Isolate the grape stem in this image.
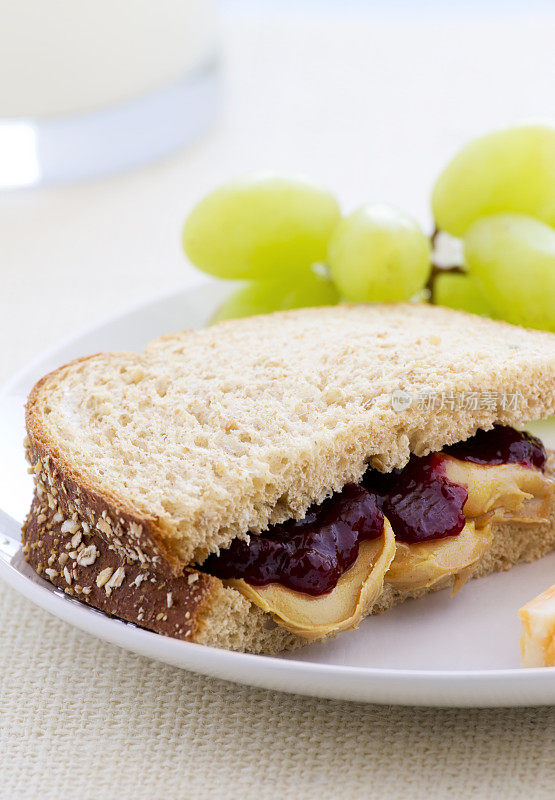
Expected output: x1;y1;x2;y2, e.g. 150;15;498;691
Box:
426;265;466;302
427;229;465;303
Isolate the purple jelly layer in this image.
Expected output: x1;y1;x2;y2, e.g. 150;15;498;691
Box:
364;453;468;544
204;484;384;596
443;425;547;470
203;426;544;596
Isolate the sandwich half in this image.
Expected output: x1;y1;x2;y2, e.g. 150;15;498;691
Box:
23;304;555;654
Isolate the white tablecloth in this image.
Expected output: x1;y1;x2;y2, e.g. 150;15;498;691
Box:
1;11;554;799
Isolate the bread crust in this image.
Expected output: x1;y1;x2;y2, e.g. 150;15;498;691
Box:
26;359;180;577
22;492;216;641
22;471;299;654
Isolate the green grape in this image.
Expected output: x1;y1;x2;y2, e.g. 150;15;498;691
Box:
211;270;340;323
432;125;555;236
183;175;340;280
434;272;492;316
327;204;431;302
464;213;555;331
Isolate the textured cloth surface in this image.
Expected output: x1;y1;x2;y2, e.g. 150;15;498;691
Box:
2;580;555;800
2;12;555;800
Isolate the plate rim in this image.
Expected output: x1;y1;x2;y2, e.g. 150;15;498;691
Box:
2;547;555;707
1;275;212;397
2;281;555;706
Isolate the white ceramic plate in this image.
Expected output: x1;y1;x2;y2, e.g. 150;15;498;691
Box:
2;279;555;707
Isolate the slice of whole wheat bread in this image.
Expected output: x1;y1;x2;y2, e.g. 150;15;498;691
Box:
25;304;555;575
22;457;555;654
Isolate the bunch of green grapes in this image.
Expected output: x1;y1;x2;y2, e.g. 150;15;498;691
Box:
182;125;554;330
431;126;555;330
182;175;431;322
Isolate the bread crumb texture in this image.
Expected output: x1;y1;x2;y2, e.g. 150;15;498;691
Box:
26;304;555;572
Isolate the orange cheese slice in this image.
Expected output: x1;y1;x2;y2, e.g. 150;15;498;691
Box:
519;585;555;667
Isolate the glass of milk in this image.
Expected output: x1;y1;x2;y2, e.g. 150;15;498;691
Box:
0;0;220;188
